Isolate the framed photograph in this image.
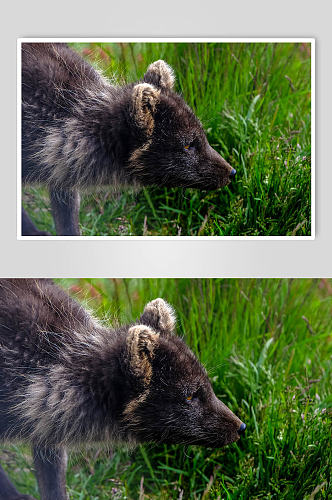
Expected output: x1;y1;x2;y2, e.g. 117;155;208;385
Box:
18;38;315;239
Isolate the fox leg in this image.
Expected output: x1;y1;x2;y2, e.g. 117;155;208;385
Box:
0;464;36;500
21;208;51;236
33;447;68;500
49;188;81;236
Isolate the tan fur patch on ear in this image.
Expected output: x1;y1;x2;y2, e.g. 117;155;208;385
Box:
132;83;160;135
147;60;175;90
127;325;159;384
144;298;177;333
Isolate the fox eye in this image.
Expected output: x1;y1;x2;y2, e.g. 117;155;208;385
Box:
186;389;200;401
184;143;195;152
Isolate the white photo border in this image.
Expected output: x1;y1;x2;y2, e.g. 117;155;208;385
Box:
17;37;315;241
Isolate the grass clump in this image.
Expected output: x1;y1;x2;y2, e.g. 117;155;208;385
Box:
2;278;330;498
22;42;312;236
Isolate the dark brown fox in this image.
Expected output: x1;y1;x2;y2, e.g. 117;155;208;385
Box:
21;43;236;236
0;279;245;500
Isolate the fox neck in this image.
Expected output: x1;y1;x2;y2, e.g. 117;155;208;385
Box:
31;88;136;191
15;329;129;447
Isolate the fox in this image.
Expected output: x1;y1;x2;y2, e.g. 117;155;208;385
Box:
0;279;246;500
21;43;236;236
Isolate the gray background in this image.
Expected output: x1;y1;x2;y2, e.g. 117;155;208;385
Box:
1;0;330;277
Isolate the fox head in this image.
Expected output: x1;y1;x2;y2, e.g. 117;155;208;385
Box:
121;298;246;448
127;60;236;190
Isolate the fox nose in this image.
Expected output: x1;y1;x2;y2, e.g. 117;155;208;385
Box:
238;423;246;435
229;168;237;178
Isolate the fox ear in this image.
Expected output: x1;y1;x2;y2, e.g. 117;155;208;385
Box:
131;83;160;135
127;325;159;384
140;298;176;335
144;60;175;91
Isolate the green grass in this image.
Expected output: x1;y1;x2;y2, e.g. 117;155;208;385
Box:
22;42;312;236
2;279;330;498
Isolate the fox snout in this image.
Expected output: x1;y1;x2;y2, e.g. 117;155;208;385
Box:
225;420;246;446
205;145;236;189
224;420;247;446
216;398;246;446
